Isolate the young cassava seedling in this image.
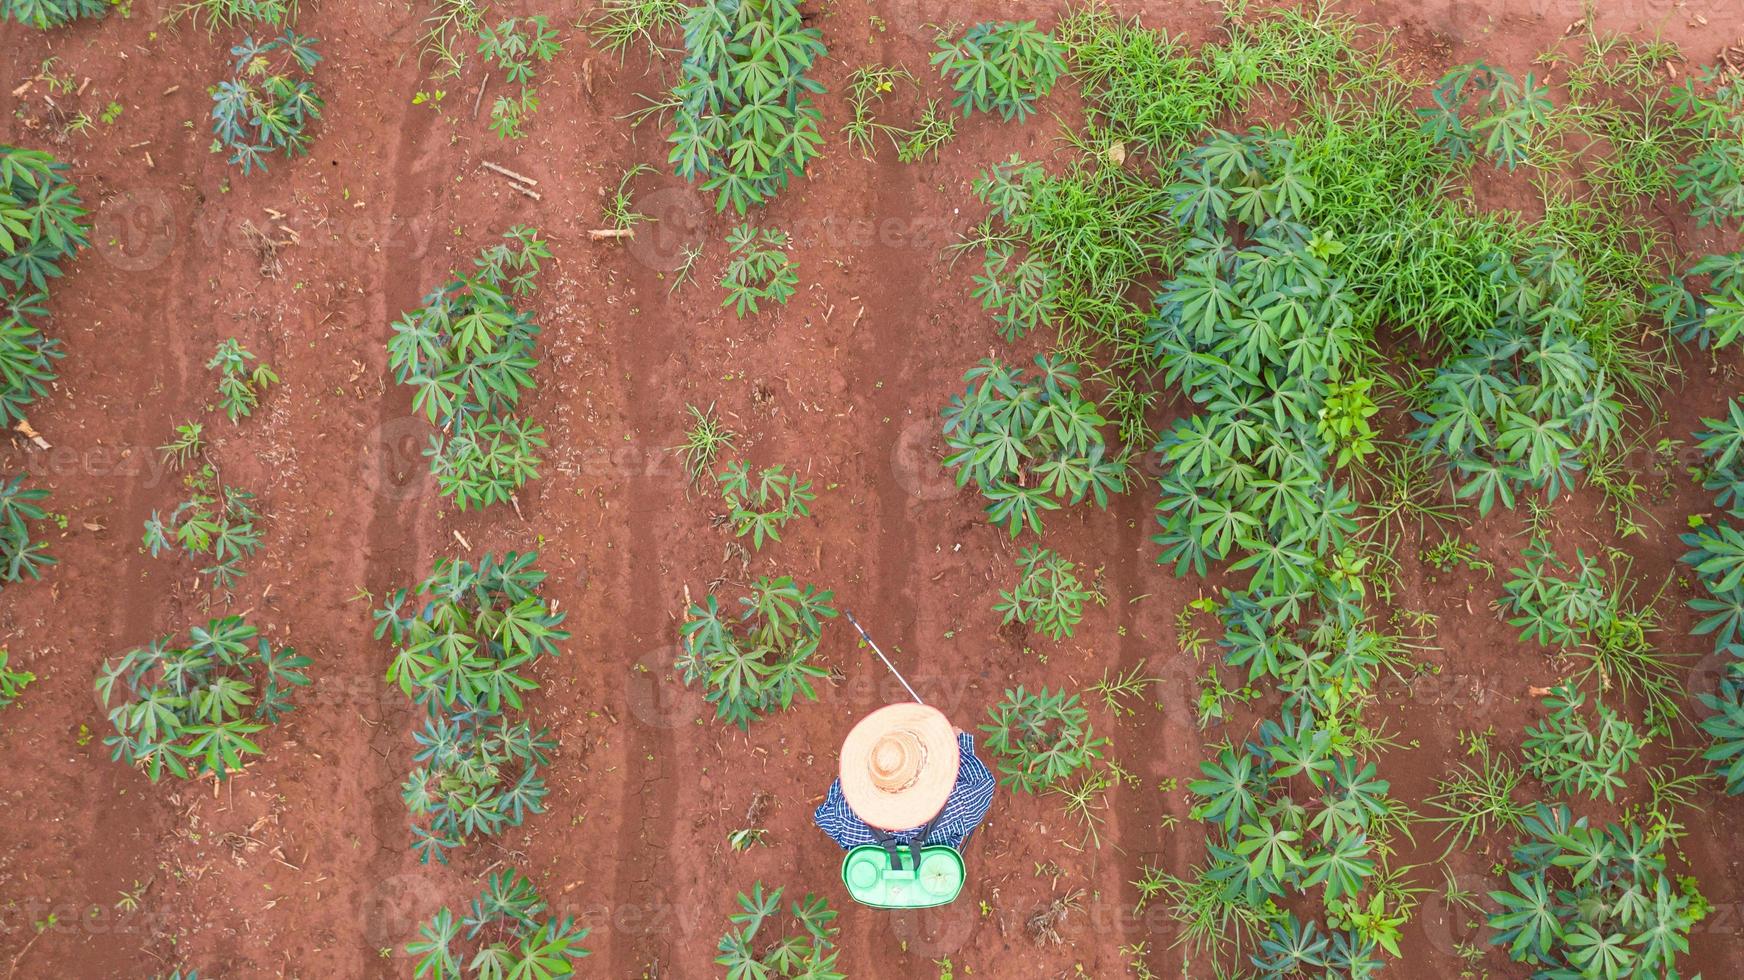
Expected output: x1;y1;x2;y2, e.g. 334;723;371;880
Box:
995;545;1091;641
210;31;324;174
981;685;1106;792
0;475;54;589
716;462;814;551
408;869;590;977
0;649;34;712
207;338;278;422
719;224;798;317
476;16;561;140
142;465;263;589
714;882;841;978
932;21;1066;124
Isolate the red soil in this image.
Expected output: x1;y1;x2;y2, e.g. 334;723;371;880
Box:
2;0;1743;977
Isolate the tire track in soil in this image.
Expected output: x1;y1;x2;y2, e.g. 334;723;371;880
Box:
840;172;930;965
349;77;444;976
601;256;686;976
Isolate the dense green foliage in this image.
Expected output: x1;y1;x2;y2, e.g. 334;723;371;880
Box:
1408;262;1623;515
1;146;87;425
941;354;1127;537
975;9;1697;971
210;31;324;174
408;869;590;979
715;882;841;979
95;616;308;782
668;0;826;213
1487;804;1703;978
677;577;836;729
0;474;53;588
142;465;263;589
931;21;1066;123
1188;708;1403;969
388;227;551;510
981;685;1106;792
1;0;106;28
375;552;568;864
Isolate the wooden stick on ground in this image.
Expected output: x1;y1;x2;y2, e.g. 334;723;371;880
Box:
587;228;634;241
481;160;537;186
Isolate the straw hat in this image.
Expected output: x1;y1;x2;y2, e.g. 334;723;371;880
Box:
839;703;959;831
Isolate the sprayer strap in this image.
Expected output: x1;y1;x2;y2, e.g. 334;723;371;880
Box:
869;812;943;871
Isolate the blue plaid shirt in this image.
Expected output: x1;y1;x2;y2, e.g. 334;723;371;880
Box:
814;732;996;850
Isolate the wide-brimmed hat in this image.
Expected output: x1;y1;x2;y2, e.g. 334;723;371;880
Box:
839;703;959;831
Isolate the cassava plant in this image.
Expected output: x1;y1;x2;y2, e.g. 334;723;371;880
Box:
715;882;842;979
1666;66;1744;227
1488;804;1704;979
1409;250;1623;516
142;465;263;589
210;31;324;174
1;0;107;28
1521;682;1644;802
95;616;308;782
1418;60;1554;171
1699;664;1744;794
1498;537;1609;650
0;649;34;712
207;338;278;422
1676;397;1744;793
2;146;88;425
375;551;569;864
1650;249;1744;351
1143;129;1372;616
931;21;1066;123
717;462;814;550
477;16;561;140
941;355;1128;537
388;227;550;511
677;577;836;729
719;224;798;317
1496;536;1681;731
981;686;1107;792
0;474;54;589
994;545;1091;641
407;869;591;978
666;0;826;213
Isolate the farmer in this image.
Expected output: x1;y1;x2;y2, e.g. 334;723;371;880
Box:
814;702;996;853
